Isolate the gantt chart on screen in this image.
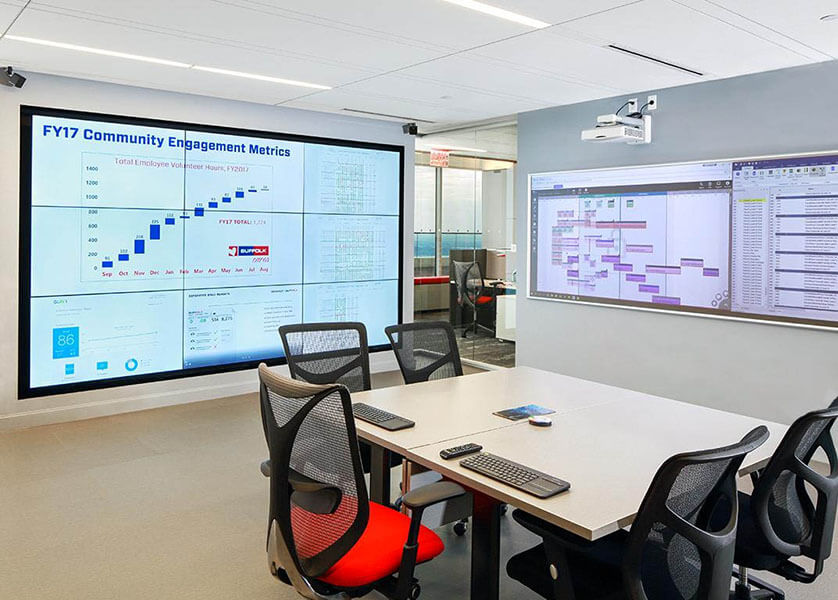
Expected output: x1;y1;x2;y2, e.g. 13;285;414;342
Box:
26;114;400;392
530;154;838;327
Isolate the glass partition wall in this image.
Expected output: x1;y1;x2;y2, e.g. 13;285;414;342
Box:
412;154;516;367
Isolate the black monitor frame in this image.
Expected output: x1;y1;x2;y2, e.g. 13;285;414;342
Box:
18;105;405;399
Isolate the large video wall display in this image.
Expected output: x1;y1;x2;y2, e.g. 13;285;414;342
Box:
19;107;403;397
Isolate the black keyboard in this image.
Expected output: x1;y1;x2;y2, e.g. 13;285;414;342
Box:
460;452;570;498
352;403;414;431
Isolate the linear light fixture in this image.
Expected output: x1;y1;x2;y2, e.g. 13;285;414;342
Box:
439;0;551;29
3;35;192;67
191;66;330;89
2;35;332;89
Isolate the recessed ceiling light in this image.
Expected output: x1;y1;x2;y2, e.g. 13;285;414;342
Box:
820;14;838;21
438;0;551;29
417;143;487;153
191;66;331;90
3;35;191;67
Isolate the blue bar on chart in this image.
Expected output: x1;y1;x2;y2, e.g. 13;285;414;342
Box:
101;260;113;268
165;217;176;225
180;215;190;219
194;207;204;217
149;224;161;240
208;201;218;208
222;196;231;203
235;190;245;198
134;239;145;254
118;253;129;261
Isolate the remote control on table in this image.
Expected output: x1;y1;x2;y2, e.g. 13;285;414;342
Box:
440;443;483;460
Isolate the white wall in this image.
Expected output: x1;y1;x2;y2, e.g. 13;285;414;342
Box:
516;61;838;430
0;72;414;430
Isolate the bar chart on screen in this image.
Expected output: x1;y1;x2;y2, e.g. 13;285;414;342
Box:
80;153;279;282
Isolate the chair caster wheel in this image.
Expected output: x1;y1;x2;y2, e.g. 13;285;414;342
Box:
453;521;468;536
409;582;421;600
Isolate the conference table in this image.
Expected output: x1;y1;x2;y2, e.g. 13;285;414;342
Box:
351;366;788;600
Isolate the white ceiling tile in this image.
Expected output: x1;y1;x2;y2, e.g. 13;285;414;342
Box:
484;0;638;24
472;29;697;95
23;1;443;72
0;2;24;32
6;8;371;86
282;88;488;124
558;0;814;77
390;53;619;109
0;38;339;105
682;0;838;59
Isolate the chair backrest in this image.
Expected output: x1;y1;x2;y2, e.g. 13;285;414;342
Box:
384;321;463;384
622;426;770;600
258;364;369;585
750;398;838;576
279;322;371;393
452;260;484;310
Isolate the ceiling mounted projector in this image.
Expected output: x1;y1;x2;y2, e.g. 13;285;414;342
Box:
581;113;651;144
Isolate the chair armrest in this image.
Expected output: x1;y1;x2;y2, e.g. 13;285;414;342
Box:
401;481;466;510
393;481;467;599
260;459;271;477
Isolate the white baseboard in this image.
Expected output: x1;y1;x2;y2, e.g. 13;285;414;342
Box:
1;352;402;431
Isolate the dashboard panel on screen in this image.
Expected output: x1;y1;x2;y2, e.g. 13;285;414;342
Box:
19;107;403;398
529;153;838;329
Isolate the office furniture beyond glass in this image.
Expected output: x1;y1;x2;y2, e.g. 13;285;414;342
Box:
257;364;465;600
348;366;787;600
731;398;838;599
506;426;769;599
385;320;470;534
452;260;497;337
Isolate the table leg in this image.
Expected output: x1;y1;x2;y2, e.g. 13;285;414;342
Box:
470;492;502;600
368;444;391;506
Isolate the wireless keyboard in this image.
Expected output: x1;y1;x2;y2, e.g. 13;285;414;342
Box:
352;403;414;431
459;452;570;498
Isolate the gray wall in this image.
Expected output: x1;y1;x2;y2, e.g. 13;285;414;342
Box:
516;61;838;428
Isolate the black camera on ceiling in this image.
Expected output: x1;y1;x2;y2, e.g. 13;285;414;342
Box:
402;122;418;136
1;66;26;89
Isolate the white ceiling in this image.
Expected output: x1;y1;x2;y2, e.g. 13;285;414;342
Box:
1;0;836;126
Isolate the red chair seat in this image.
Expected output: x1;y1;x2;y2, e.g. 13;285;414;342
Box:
318;501;444;588
476;295;494;305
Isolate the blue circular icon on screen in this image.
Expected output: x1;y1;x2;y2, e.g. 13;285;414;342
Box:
125;358;138;372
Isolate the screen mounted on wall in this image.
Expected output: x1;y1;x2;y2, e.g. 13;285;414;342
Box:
529;154;838;329
19;107;403;398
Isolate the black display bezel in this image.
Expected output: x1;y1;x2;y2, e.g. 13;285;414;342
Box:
18;105;405;399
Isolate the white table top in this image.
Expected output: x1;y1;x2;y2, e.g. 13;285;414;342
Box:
352;366;788;540
352;366;650;452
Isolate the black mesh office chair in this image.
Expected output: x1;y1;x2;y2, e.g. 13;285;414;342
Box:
257;364;465;600
507;426;770;600
260;322;400;478
385;320;472;535
731;398;838;599
279;322;371;392
452;260;497;338
384;321;463;384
